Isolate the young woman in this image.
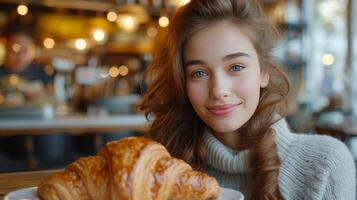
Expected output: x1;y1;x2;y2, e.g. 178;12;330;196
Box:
140;0;356;199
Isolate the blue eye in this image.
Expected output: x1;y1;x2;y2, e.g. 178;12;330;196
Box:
192;70;208;78
230;64;244;72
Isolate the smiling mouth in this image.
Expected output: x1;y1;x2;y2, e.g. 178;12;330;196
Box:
206;103;241;116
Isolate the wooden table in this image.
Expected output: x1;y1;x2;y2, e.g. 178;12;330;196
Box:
315;117;357;141
0;169;60;199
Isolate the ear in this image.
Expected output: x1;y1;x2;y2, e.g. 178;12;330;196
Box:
260;70;270;88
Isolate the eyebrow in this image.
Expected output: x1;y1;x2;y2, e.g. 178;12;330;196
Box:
184;52;250;67
222;52;250;61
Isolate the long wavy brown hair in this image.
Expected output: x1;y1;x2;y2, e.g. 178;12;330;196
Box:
139;0;290;199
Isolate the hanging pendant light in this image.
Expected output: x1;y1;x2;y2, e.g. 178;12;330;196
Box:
116;4;150;33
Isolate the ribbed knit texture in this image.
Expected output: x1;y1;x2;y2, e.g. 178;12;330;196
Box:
203;119;356;200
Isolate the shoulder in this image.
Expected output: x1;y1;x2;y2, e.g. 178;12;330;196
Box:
283;134;355;194
288;134;354;171
273;117;351;162
273;118;354;170
297;134;352;162
279;134;356;198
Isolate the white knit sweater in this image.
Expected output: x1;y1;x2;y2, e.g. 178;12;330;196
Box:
203;119;356;200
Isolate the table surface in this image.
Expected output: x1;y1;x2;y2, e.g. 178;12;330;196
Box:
0;169;60;199
0;114;150;136
315;117;357;137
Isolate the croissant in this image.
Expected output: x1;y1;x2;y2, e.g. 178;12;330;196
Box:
37;137;220;200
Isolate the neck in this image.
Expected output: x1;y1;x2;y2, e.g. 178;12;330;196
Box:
212;129;247;151
203;118;297;173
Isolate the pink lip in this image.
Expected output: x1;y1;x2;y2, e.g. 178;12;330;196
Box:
206;103;241;116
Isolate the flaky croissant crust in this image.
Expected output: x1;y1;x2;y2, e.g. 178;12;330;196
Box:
37;137;220;200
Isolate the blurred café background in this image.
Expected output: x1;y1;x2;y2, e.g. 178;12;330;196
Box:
0;0;356;172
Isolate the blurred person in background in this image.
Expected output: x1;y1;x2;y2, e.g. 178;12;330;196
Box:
0;25;72;172
0;26;52;106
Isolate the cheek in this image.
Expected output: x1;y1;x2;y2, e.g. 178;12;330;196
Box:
186;82;207;107
233;76;261;99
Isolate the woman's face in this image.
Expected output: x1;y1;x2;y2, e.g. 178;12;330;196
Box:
5;34;36;72
184;20;269;137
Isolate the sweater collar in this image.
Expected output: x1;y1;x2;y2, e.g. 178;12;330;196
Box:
203;118;296;173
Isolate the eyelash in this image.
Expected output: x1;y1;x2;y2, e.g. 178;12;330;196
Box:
229;64;245;72
189;64;245;79
191;70;207;78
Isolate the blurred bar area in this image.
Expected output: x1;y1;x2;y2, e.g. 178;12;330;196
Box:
0;0;357;173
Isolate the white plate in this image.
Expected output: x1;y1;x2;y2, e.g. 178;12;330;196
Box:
5;186;244;200
219;187;244;200
4;187;39;200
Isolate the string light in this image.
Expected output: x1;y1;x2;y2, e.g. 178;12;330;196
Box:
147;27;158;38
17;4;28;16
75;39;87;50
118;65;129;76
109;66;120;77
158;16;169;28
43;38;55;49
117;15;138;33
107;11;118;22
92;29;106;42
322;53;335;66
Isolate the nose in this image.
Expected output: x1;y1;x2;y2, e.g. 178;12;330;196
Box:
209;73;231;100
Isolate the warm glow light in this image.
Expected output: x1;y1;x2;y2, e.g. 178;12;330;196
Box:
123;16;134;28
117;15;139;32
181;0;191;5
147;27;158;38
43;38;55;49
9;74;19;85
173;0;190;7
17;4;28;16
318;0;341;21
322;54;335;66
107;11;118;22
92;29;106;42
75;39;87;50
44;64;54;76
116;15;139;33
109;66;120;77
11;43;21;53
158;16;169;28
118;65;129;76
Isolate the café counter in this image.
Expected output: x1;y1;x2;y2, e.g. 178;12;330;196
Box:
0;114;150;136
0;114;151;170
